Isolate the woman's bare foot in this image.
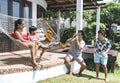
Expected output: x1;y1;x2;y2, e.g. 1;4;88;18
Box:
32;62;39;69
31;61;39;69
28;61;39;69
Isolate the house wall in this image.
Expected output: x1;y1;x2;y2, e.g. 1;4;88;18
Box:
0;0;46;52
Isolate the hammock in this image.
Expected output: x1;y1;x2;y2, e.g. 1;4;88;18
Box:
0;27;29;49
0;13;60;52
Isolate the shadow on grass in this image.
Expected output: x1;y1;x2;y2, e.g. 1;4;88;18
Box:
73;73;104;81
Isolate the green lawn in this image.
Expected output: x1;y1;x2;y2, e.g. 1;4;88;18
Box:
116;52;120;67
37;69;120;83
38;52;120;83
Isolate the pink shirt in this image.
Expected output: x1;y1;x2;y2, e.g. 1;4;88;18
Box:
29;34;40;43
20;32;29;40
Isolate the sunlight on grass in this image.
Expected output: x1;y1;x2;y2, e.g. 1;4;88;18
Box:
116;52;120;67
38;52;120;83
38;69;120;83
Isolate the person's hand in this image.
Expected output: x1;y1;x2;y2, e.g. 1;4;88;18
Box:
72;34;77;38
76;36;78;41
66;38;72;43
102;52;107;57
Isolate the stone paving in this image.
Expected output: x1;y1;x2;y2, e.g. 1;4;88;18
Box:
0;47;66;74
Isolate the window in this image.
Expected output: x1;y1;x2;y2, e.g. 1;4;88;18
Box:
37;5;46;18
0;0;32;18
12;1;20;17
23;5;29;18
0;0;8;14
23;1;32;18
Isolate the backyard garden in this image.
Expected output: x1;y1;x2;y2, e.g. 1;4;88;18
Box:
38;2;120;83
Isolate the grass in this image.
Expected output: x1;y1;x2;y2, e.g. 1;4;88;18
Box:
116;52;120;67
37;69;120;83
37;52;120;83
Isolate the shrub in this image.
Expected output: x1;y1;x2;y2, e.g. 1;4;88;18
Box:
60;22;106;45
83;25;94;44
83;22;106;44
60;27;76;43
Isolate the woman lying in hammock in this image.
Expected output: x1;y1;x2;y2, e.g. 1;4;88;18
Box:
14;19;39;69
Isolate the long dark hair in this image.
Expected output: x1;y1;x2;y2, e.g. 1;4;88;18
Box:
14;19;24;32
